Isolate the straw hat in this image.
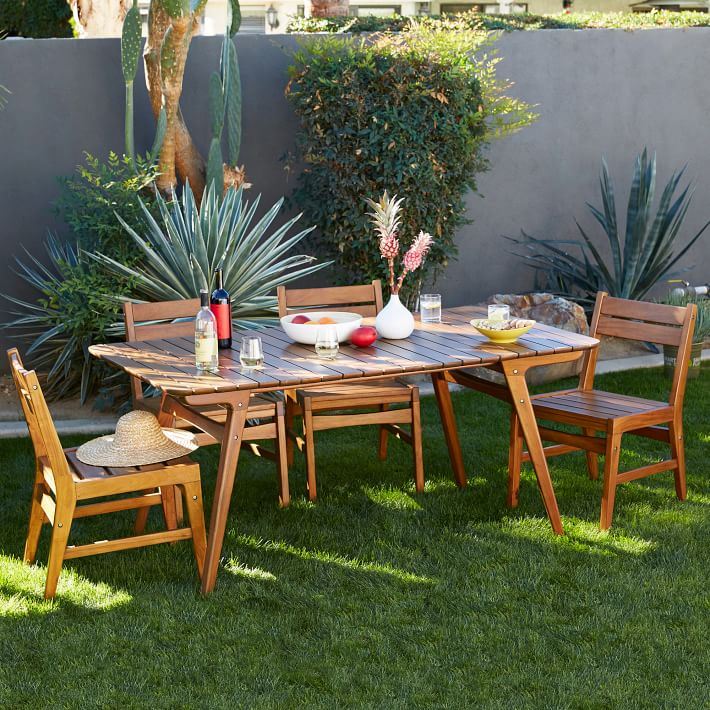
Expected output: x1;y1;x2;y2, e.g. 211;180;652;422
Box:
76;410;198;467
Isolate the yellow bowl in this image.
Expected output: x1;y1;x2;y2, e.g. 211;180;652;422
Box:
470;319;535;344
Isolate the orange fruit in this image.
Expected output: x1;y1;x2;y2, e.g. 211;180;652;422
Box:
305;321;319;326
318;317;336;324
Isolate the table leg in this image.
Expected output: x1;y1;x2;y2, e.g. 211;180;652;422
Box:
501;360;563;535
431;372;467;488
198;391;251;594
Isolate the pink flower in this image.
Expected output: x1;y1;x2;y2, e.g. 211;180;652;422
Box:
402;231;433;272
379;233;400;260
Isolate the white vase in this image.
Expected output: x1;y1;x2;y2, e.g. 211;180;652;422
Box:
375;293;415;339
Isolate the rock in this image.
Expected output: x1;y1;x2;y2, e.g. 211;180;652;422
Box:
487;293;589;336
477;293;590;385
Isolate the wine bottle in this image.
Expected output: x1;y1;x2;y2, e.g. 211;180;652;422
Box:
195;289;218;372
210;267;232;349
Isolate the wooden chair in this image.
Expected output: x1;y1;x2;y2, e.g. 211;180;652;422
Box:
8;348;207;599
277;281;424;500
123;299;290;508
505;292;696;529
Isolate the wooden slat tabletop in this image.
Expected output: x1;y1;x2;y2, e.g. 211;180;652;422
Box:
89;307;599;397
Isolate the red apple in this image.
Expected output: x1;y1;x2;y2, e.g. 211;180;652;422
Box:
291;314;311;324
350;326;378;347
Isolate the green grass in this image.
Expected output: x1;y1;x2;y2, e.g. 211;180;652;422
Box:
1;365;709;707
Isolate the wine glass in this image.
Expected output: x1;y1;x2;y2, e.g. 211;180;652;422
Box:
240;335;264;369
315;326;339;360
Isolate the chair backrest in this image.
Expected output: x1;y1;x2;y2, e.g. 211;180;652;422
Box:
277;281;384;318
7;348;73;491
123;299;200;403
582;291;697;406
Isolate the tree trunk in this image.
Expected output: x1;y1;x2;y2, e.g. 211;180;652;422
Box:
144;2;207;198
69;0;131;37
310;0;350;17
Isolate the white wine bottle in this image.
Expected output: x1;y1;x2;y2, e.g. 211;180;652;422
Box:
195;289;218;373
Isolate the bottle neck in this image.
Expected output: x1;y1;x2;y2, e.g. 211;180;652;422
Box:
215;269;224;291
200;290;209;308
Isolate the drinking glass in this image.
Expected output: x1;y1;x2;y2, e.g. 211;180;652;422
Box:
315;325;339;360
487;304;510;323
240;334;264;368
420;294;442;323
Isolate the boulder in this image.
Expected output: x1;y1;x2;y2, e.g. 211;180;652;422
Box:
477;293;589;385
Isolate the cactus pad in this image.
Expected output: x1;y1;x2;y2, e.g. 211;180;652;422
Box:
121;2;142;83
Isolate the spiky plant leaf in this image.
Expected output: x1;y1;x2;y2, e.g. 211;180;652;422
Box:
88;183;329;325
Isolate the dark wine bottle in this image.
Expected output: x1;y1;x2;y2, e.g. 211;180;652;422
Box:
210;267;232;349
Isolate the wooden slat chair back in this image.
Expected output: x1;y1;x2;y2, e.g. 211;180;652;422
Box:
7;348;207;599
580;293;695;407
276;281;424;501
508;291;697;529
277;281;384;318
123;300;290;508
123;299;199;407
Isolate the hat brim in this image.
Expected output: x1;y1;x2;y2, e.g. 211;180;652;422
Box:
76;428;198;468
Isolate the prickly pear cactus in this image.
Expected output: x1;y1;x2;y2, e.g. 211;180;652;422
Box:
121;1;141;83
229;0;242;36
161;0;190;19
209;71;225;138
225;41;241;166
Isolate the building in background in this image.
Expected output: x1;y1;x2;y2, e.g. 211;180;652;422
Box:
138;0;708;35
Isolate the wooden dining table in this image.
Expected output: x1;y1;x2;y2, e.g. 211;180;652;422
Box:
90;305;599;594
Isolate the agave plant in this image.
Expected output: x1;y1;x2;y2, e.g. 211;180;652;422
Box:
508;149;710;307
2;234;127;402
90;182;327;325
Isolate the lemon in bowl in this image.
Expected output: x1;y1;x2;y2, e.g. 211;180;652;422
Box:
470;318;535;344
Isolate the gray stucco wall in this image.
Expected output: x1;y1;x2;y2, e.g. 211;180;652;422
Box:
0;30;709;361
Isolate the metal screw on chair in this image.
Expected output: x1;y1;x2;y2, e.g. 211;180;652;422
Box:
513;369;519;374
192;495;198;500
57;522;63;528
520;399;524;403
32;385;37;390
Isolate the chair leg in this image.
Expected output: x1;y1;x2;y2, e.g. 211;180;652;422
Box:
275;404;291;508
24;470;46;564
669;416;687;501
583;428;599;480
174;487;184;527
378;404;389;460
600;432;622;530
411;393;424;493
507;411;523;508
133;488;156;534
285;396;296;467
180;481;207;579
302;403;317;502
44;499;75;599
160;485;178;531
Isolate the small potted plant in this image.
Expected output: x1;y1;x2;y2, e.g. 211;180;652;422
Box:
662;292;709;379
365;192;433;339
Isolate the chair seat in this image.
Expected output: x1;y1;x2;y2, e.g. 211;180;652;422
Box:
296;379;414;409
531;389;673;428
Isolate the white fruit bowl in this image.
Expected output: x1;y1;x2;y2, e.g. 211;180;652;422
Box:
280;312;363;345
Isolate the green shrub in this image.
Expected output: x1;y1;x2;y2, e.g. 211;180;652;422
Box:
2;236;130;402
287;10;710;34
286;26;535;303
2;153;158;403
55;152;161;264
0;0;72;38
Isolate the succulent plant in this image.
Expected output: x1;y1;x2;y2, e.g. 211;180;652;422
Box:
121;0;141;166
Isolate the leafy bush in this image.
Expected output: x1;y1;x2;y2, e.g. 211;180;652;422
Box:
507;149;710;308
90;183;328;323
55;152;161;263
286;26;535;304
287;10;710;34
2;153;158;402
662;292;710;344
2;236;128;402
0;0;72;38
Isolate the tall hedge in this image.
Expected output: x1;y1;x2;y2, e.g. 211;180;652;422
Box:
286;27;535;302
0;0;73;38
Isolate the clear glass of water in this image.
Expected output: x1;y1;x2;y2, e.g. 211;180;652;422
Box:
420;293;442;323
240;334;264;369
315;325;339;360
488;304;510;322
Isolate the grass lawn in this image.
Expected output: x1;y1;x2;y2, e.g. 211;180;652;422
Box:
1;365;708;707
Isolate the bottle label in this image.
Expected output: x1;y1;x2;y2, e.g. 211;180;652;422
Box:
210;303;232;341
195;337;217;363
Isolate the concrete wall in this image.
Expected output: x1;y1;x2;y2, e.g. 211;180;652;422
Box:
1;30;709;360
